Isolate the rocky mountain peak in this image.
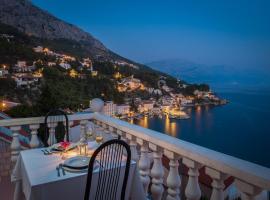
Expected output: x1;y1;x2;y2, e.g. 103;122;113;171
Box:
0;0;107;51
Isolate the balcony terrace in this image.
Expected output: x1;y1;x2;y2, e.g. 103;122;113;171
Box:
0;103;270;200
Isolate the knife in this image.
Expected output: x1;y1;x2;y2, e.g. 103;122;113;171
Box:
56;166;60;177
59;164;66;176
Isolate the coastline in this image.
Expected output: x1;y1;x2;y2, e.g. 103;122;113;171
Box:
132;91;270;168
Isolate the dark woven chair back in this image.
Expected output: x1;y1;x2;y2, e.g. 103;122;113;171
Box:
44;109;69;147
84;139;131;200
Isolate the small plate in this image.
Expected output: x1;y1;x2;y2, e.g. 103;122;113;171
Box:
62;165;89;173
64;156;90;169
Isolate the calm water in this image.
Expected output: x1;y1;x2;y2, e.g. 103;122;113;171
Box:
134;91;270;168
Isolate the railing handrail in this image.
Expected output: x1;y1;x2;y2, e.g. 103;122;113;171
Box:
93;113;270;190
0;112;94;127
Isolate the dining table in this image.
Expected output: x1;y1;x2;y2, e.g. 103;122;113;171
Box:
11;146;146;200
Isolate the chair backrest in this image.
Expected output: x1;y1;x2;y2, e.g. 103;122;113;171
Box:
44;109;69;147
84;139;131;200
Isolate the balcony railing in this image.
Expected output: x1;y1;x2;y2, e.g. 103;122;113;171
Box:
0;112;270;200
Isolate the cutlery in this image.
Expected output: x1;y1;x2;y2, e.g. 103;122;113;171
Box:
44;149;52;155
41;149;51;155
41;149;47;155
56;166;60;177
59;164;66;176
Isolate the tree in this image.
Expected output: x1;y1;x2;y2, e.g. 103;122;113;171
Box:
6;104;37;118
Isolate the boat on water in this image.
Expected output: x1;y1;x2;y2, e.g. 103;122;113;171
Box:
169;108;190;120
169;114;190;120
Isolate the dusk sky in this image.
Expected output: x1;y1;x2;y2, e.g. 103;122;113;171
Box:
33;0;270;69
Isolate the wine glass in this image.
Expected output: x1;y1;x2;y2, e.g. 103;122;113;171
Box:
95;130;103;145
86;126;94;141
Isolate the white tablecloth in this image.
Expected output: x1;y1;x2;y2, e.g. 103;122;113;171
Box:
12;148;145;200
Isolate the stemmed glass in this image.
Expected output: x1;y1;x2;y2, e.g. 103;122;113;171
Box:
60;141;70;160
95;129;103;145
86;126;94;141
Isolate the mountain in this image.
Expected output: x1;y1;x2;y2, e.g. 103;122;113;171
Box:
147;59;270;92
146;59;230;83
0;0;132;63
0;0;105;48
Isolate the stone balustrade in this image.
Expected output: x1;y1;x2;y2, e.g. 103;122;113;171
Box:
92;113;270;200
0;112;270;199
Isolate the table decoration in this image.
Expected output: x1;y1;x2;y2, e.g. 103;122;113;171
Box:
95;130;103;145
78;140;88;156
86;125;94;141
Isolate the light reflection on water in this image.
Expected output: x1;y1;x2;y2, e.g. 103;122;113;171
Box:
134;106;210;138
135;113;184;137
133;92;270;168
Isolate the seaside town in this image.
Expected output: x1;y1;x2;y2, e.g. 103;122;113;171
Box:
0;44;227;120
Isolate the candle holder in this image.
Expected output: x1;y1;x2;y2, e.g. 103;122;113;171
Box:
79;141;88;156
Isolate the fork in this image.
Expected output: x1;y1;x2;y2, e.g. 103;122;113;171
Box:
59;164;66;176
41;149;47;155
41;149;52;155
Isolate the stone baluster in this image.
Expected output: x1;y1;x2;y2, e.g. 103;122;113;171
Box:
113;127;119;139
126;134;139;162
183;158;201;200
150;143;164;200
96;121;103;133
101;122;107;131
109;126;117;139
235;179;262;200
93;120;99;130
47;123;57;146
29;124;40;148
91;119;97;125
108;125;113;133
116;129;122;140
66;121;74;142
94;120;99;126
93;120;100;132
117;130;128;142
97;121;102;128
10;126;21;164
164;150;181;200
137;138;151;194
104;124;109;134
205;167;227;200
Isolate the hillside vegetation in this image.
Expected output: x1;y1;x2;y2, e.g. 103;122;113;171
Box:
0;22;209;117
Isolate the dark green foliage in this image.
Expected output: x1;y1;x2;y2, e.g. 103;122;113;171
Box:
5;104;37;118
0;77;16;98
37;38;91;58
180;84;210;95
93;61;115;76
0;23;58;65
35;67;124;115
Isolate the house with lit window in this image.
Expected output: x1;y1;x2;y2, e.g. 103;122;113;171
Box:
102;101;117;116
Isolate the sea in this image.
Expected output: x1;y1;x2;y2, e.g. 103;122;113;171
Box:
134;84;270;168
